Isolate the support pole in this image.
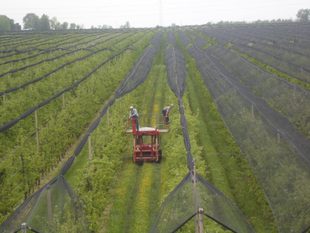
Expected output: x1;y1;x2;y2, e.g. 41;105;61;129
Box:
251;104;254;118
35;110;39;153
21;223;27;233
197;208;204;233
62;93;65;108
47;186;52;223
107;108;110;126
88;135;93;160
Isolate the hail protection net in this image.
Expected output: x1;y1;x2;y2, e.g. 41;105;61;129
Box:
157;33;254;233
178;30;310;233
200;24;310;82
0;32;162;233
116;32;162;98
166;32;186;97
150;173;254;233
0;176;89;233
165;36;194;170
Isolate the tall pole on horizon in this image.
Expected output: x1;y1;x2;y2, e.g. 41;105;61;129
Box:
159;0;163;26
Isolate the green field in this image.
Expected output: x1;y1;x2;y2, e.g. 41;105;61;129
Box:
0;24;310;233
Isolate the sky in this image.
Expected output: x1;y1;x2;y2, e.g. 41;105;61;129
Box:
2;0;310;28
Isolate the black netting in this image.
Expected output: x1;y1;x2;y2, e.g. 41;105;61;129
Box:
0;32;162;232
0;176;88;233
150;174;196;233
166;32;186;97
200;24;310;83
159;33;253;232
206;45;310;142
180;31;310;233
165;34;192;169
150;173;254;233
0;46;131;132
115;32;162;97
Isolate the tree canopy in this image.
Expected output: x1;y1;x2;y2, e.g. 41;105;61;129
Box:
23;13;40;30
0;15;21;32
40;14;50;30
296;9;310;22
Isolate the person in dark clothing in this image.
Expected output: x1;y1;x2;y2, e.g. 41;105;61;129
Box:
162;104;173;124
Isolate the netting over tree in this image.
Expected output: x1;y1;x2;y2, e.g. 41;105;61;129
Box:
150;172;254;233
152;33;254;233
0;176;89;233
179;30;310;233
0;32;162;233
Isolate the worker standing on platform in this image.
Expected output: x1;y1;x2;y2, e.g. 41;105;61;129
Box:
129;106;139;131
162;104;173;124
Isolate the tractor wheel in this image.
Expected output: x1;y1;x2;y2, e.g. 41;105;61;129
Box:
156;150;162;163
136;160;144;166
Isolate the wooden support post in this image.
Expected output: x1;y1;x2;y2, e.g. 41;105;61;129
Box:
197;208;204;233
88;135;93;160
21;223;27;233
62;93;65;108
47;186;52;223
35;110;39;153
107;108;110;126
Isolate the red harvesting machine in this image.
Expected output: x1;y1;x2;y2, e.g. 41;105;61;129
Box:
126;118;168;163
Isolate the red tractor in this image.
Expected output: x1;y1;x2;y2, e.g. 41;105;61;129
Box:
126;118;168;163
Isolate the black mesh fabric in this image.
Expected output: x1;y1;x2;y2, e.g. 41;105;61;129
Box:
178;30;310;233
155;33;254;233
150;173;254;233
0;32;162;233
0;176;88;233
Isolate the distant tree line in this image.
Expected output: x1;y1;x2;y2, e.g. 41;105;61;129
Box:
0;15;21;32
1;8;308;32
0;13;83;32
23;13;82;30
296;9;310;22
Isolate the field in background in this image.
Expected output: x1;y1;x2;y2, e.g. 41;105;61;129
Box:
0;23;309;233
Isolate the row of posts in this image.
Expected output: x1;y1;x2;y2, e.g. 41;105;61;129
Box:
33;93;66;153
33;93;112;155
88;108;110;160
192;165;204;233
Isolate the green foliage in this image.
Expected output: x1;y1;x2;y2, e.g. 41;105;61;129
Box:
0;15;21;32
296;9;310;22
0;15;11;31
176;32;277;232
23;13;40;30
0;31;153;223
40;14;50;31
235;48;310;90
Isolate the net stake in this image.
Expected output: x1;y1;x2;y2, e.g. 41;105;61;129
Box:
107;108;110;126
197;208;204;233
62;93;65;108
35;110;39;153
21;222;27;233
88;135;93;160
47;186;53;223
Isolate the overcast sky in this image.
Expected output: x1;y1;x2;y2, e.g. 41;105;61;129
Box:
2;0;309;28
